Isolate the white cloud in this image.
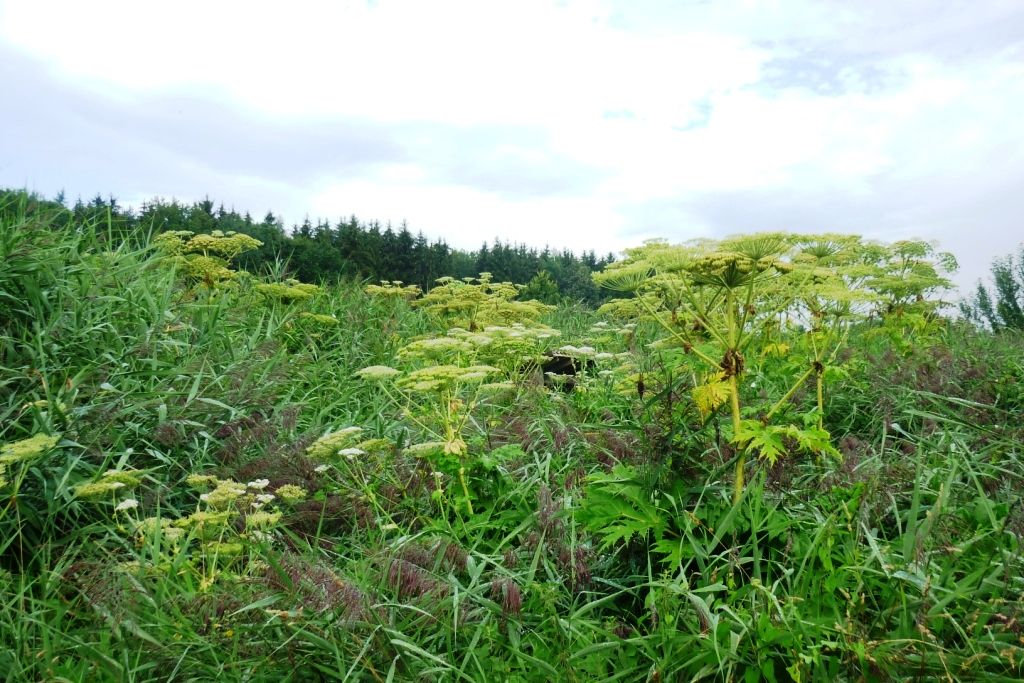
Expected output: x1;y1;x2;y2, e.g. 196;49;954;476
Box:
0;0;765;126
2;0;1023;292
308;174;629;253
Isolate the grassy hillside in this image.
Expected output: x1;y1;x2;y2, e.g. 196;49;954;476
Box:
1;196;1023;682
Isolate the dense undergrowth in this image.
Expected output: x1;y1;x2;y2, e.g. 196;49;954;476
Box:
1;197;1023;682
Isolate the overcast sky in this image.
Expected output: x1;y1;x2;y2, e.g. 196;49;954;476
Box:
2;0;1023;294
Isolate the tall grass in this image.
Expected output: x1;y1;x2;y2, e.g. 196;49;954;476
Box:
1;198;1022;681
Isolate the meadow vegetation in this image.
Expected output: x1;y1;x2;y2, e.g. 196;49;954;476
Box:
1;192;1023;681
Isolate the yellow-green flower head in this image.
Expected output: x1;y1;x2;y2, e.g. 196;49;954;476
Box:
275;484;307;504
773;260;796;273
186;474;219;489
74;480;125;499
478;381;516;394
444;438;467;455
457;371;490;383
179;511;234;541
255;282;318;303
0;433;60;465
399;336;473;361
203;541;245;557
298;312;340;326
184;232;263;259
246;511;282;528
177;510;233;529
182;255;236;282
102;470;143;485
465;333;494;346
199;480;248;509
134;516;185;543
365;281;422;300
306;428;363;460
153;230;194;255
75;470;141;499
557;344;597;358
688;251;753;276
397;364;467;389
355;365;401;381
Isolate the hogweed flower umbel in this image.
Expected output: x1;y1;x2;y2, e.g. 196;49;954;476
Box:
275;484;307;504
0;433;60;465
355;365;401;381
306;428;363;460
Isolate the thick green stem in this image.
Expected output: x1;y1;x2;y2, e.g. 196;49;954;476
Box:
725;289;746;504
764;366;815;421
729;372;744;503
816;371;824;429
458;466;473;515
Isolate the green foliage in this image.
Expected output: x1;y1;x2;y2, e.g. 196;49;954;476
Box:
154;228;263;286
364;279;422;301
255;279;320;303
733;419;840;465
592;232;958;502
577;464;666;547
3;187;617;301
355;286;560;512
519;270;561;304
1;193;1023;682
412;272;555;331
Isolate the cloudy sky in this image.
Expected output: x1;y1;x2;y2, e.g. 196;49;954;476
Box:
2;0;1023;293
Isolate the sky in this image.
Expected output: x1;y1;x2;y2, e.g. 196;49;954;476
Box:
2;0;1023;295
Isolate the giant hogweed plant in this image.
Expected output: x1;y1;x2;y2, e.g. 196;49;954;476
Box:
861;239;958;354
594;233;951;502
361;277;561;514
597;235;821;501
408;272;555;331
153;229;263;288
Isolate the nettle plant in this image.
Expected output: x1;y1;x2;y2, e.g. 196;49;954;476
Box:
595;232;949;502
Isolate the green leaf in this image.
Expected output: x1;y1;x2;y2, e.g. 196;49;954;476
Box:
691;371;731;418
734;420;786;465
578;465;666;548
789;425;841;460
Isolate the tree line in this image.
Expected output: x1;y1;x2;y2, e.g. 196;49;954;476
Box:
2;189;617;303
961;243;1024;331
